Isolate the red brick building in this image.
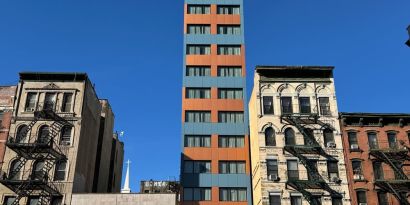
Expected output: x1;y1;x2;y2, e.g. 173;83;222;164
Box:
340;113;410;205
0;86;16;165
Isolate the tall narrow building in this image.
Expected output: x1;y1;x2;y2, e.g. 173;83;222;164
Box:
181;1;251;205
249;66;351;205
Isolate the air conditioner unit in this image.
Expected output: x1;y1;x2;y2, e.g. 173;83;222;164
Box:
359;203;367;205
332;176;341;183
354;174;364;180
327;142;336;148
351;144;359;149
26;108;35;112
268;174;279;181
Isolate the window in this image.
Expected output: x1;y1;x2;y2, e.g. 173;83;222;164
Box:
44;93;56;110
60;126;72;146
217;45;241;55
356;191;367;204
185;111;211;123
186;88;211;99
38;125;49;143
3;196;17;205
186;66;211;76
187;24;211;34
373;162;384;180
332;197;343;205
217;5;240;15
324;129;335;147
265;127;276;146
32;160;45;180
285;128;296;146
219;135;244;148
387;132;397;149
218;88;243;99
312;196;322;205
187;5;211;14
27;197;39;205
61;93;73;112
54;160;67;181
299;97;311;114
377;192;388;205
352;160;364;180
319;97;331;116
219;161;245;174
367;132;378;149
219;188;247;201
9;159;21;180
307;160;318;180
218;112;244;123
287;160;299;180
25;92;37;112
183;188;211;201
16;125;28;143
184;161;211;173
186;45;211;55
218;67;242;77
348;132;359;150
267;160;278;180
51;197;63;205
185;135;211;147
327;161;339;180
290;196;302;205
217;25;241;35
269;194;281;205
263;96;274;115
281;97;293;114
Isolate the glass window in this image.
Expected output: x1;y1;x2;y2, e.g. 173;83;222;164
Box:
267;160;278;180
186;66;211;77
299;97;311;114
217;5;240;15
186;45;211;55
219;161;245;174
184;135;211;147
285;128;296;146
61;93;73;112
281;97;293;114
44;93;56;110
218;88;243;99
60;126;72;146
287;160;299;180
219;136;244;148
54;160;67;181
218;112;244;123
9;159;21;180
183;188;211;201
219;188;247;201
368;132;378;149
217;45;241;55
187;5;211;14
327;161;339;179
265;127;276;146
356;191;367;204
217;67;242;77
217;25;241;35
269;195;281;205
332;197;342;205
3;196;17;205
348;132;359;150
373;162;384;180
25;92;37;112
38;125;49;143
187;24;211;34
16;125;28;143
185;111;211;123
263;96;274;114
32;160;45;180
51;197;63;205
290;196;302;205
184;161;211;174
352;160;364;179
186;88;211;99
387;132;397;149
319;97;331;116
324;129;335;147
28;197;39;205
377;192;388;205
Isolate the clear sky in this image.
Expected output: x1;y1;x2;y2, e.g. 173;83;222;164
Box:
0;0;409;192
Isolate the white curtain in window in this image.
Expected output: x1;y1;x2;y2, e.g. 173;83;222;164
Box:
229;162;237;173
230;189;238;201
220;189;228;201
218;67;242;77
203;137;211;147
219;137;227;147
203;189;211;200
220;162;227;174
238;189;247;201
229;137;236;147
236;137;244;147
237;162;245;174
186;67;211;76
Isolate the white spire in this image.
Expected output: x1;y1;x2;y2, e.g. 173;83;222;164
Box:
121;159;131;193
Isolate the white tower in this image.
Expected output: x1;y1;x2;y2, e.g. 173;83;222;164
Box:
121;159;131;193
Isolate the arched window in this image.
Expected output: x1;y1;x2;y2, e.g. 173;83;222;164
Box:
285;128;295;145
32;160;45;179
60;126;72;146
265;127;276;146
38;125;49;143
324;129;335;148
9;159;21;180
16;125;28;143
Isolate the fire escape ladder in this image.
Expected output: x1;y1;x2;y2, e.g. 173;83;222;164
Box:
384;182;410;205
380;152;408;180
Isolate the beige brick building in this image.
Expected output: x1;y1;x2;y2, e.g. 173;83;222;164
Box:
249;66;351;205
0;72;123;205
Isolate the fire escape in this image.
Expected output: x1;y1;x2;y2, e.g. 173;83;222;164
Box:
0;102;70;205
282;112;342;205
369;140;410;205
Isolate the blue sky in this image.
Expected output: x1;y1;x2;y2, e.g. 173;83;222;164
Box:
0;0;409;192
